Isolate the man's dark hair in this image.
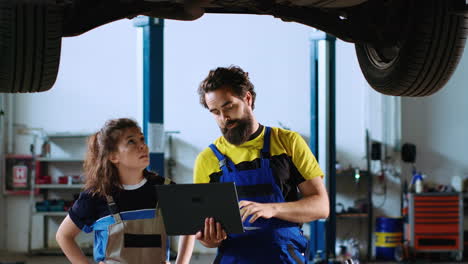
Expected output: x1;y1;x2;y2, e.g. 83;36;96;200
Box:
198;65;256;109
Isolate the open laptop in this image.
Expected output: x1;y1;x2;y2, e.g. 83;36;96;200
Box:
155;182;248;236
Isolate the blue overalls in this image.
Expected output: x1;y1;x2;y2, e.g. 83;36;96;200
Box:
209;126;308;264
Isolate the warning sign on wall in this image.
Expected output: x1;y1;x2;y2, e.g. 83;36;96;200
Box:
13;165;28;188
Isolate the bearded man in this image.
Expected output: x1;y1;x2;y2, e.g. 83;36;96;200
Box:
179;65;329;264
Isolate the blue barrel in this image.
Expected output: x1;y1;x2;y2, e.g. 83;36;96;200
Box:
375;217;403;260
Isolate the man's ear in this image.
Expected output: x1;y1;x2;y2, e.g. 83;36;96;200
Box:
108;152;119;165
244;91;253;108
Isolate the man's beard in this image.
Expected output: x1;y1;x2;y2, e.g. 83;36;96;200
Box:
221;115;253;145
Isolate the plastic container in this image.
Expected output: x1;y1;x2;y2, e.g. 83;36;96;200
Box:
36;175;52;184
58;176;68;184
375;217;403;261
411;171;424;193
35;201;49;212
49;200;65;211
415;177;423;193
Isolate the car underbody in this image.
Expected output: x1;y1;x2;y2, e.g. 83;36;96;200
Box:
0;0;467;94
62;0;408;46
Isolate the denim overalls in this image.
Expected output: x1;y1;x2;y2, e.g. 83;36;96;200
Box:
209;126;308;264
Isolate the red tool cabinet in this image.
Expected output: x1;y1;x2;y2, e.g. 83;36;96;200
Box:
406;193;463;260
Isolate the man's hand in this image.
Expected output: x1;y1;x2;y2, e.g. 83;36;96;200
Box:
195;217;227;248
239;200;277;223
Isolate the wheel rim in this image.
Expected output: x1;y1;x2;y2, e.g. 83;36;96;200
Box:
364;44;400;70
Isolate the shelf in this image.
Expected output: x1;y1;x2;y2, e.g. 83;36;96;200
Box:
46;133;91;139
4;189;40;195
34;211;68;216
37;157;84;162
36;184;84;189
337;213;368;218
5;154;33;159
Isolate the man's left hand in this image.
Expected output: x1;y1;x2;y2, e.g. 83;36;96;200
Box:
239;200;277;223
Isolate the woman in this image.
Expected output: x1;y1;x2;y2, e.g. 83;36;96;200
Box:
56;118;193;263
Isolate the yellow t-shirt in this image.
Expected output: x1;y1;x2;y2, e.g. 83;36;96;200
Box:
194;126;324;202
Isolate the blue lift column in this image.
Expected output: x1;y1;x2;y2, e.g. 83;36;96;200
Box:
309;30;336;262
134;16;171;260
134;17;165;175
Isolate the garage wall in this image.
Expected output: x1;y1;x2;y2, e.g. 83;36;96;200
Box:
3;13;383;253
335;41;368;169
401;49;468;190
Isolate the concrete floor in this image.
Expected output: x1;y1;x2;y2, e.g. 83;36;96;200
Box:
0;252;215;264
0;256;466;264
0;257;466;264
0;251;465;264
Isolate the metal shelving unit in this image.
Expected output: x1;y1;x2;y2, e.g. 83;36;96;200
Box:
336;213;368;219
27;133;90;255
44;133;91;139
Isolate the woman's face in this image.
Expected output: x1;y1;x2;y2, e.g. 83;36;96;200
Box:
110;127;149;170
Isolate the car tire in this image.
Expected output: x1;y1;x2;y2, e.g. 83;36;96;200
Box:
355;0;467;97
0;0;63;93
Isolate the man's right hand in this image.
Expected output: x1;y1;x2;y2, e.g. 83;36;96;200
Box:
195;217;227;248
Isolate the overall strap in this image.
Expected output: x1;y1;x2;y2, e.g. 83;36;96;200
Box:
209;144;231;174
163;177;171;185
260;127;272;169
106;195;122;224
209;144;225;165
261;126;272;158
